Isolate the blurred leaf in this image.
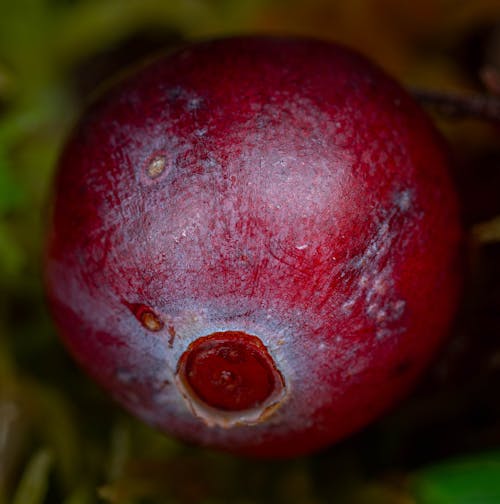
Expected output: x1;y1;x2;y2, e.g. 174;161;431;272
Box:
473;215;500;243
0;0;57;102
12;449;53;504
28;383;82;491
0;397;24;501
0;148;23;214
353;483;414;504
63;484;96;504
106;422;131;482
411;452;500;504
54;0;217;64
0;221;25;277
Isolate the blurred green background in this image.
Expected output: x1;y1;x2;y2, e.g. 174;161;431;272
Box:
1;0;500;503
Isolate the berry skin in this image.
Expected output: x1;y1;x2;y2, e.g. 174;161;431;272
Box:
45;36;462;458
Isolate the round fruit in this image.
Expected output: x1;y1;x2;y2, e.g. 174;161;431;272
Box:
45;36;461;457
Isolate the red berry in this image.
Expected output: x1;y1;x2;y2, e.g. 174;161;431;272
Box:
45;36;462;457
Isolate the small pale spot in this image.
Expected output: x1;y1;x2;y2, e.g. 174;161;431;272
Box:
116;368;134;383
376;328;392;340
391;300;406;319
373;276;389;295
394;189;412;212
147;156;166;179
141;310;164;332
194;127;208;137
187;97;203;111
167;86;184;100
342;299;355;314
359;275;369;287
366;303;378;317
125;301;165;332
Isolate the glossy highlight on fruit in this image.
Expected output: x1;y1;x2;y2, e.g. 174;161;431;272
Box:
45;36;462;457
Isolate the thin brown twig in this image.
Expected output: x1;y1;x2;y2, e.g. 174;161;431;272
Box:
412;88;500;123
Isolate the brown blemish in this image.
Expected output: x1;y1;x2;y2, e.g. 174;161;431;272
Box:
168;325;176;347
146;155;166;179
141;310;164;331
124;301;164;332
